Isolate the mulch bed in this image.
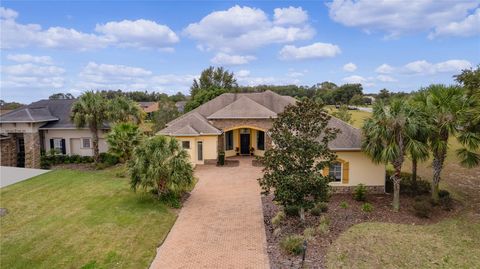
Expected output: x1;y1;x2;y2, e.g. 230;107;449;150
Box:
262;193;461;269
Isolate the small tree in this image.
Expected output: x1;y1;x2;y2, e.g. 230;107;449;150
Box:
129;136;194;199
153;99;181;132
107;123;143;162
332;105;354;125
259;99;338;221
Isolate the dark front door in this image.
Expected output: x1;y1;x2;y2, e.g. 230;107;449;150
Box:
240;134;250;155
17;137;25;168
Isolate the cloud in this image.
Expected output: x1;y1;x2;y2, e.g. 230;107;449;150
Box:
76;62;195;94
327;0;479;38
343;62;357;72
210;53;256;65
6;54;53;65
376;75;397;82
0;7;177;50
236;70;251;77
429;8;480;38
273;6;308;25
1;63;65;88
403;59;471;74
279;42;341;60
184;5;315;53
342;75;375;87
95;19;179;49
375;64;394;74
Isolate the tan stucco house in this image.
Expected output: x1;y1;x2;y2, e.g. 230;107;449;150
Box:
0;99;108;168
159;90;385;192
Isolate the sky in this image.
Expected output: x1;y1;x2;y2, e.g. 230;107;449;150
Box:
1;0;479;103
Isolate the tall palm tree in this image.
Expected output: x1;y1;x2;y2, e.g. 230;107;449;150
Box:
71;91;109;163
413;85;480;202
108;96;144;124
362;99;427;211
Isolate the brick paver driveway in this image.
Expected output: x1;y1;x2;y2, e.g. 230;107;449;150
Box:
150;157;270;269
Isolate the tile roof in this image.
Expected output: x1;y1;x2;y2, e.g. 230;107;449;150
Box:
159;112;221;136
207;96;277;119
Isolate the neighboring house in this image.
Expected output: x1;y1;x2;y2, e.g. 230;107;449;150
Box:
159;90;385;192
138;102;159;118
0;99;109;169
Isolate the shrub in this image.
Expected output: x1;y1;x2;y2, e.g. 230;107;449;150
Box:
438;190;453;211
316;217;330;235
271;211;285;226
354;184;368;201
340;201;349;209
361;203;374;213
413;198;433;218
303;227;315;240
385;171;431;195
99;152;119;166
284;205;300;217
311;202;328;216
70;154;82;163
311;207;322;216
280;235;304;255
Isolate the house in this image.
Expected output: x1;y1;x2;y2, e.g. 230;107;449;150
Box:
138;102;159;118
159;90;385;192
0;99;109;168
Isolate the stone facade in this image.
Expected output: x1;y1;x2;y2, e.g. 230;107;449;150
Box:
24;132;41;169
0;135;17;167
331;185;385;194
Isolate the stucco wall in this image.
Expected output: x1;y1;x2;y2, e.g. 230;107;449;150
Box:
330;151;385;187
43;129;108;156
175;135;218;165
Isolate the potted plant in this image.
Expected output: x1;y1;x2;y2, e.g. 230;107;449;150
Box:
217;151;225;166
235;147;240;156
250;147;255;156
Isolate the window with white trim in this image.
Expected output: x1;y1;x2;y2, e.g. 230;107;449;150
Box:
329;162;342;182
53;138;62;153
82;138;91;148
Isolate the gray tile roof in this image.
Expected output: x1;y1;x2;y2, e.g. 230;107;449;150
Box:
323;116;362;150
207;96;277;119
159;112;221;136
0;99;109;129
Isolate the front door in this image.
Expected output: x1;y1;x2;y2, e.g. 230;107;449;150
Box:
240;134;250;155
16;137;25;167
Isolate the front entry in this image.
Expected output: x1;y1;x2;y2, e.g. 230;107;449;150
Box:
240;134;250;155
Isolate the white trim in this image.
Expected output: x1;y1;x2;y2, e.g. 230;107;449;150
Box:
80;137;92;149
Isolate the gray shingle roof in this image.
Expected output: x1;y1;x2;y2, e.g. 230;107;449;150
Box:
0;102;59;123
207;96;277;119
324;116;362;150
159;112;221;136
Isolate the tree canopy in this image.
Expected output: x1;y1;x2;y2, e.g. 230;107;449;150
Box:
49;93;75;100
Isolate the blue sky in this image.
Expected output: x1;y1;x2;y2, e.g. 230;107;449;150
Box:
1;0;479;103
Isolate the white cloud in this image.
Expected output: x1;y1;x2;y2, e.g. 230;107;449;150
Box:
376;75;397;82
95;19;179;49
0;7;178;50
403;59;471;74
279;42;341;60
273;6;308;25
7;54;53;65
1;63;65;88
327;0;479;38
342;75;375;87
375;64;394;74
210;53;256;65
343;62;357;72
184;5;315;53
237;69;251;77
430;8;480;38
287;71;305;78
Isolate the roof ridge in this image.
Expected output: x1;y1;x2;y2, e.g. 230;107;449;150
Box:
329;115;361;131
25;108;34;121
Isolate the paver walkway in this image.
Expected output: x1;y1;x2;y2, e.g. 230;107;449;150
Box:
150;157;270;269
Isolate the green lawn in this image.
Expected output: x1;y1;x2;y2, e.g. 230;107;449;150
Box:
0;168;176;269
325;106;371;129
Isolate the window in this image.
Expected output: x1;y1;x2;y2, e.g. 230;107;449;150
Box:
82;138;91;148
50;138;65;154
329;162;342;182
182;141;190;149
197;141;203;161
225;130;234;150
257;131;265;150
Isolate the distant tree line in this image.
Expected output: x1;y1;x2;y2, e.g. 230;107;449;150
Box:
0;100;24;110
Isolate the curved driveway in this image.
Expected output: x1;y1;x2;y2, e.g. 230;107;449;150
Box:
150;157;270;269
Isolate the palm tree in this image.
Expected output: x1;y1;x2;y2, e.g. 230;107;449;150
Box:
108;96;144;124
71;91;109;163
413;85;480;202
362;99;427;211
106;122;143;162
128;135;194;198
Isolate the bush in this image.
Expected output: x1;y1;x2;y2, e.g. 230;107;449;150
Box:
413;198;433;218
70;154;82;163
284;205;300;217
354;184;368;201
303;227;315;240
99;152;119;166
271;211;285;226
316;216;330;235
385;171;431;195
311;202;328;216
439;190;453;211
361;203;374;213
340;201;349;209
217;151;225;166
280;235;304;255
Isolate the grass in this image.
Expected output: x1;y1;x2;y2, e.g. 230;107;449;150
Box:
325;106;371;129
325;107;480;268
0;168;177;269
